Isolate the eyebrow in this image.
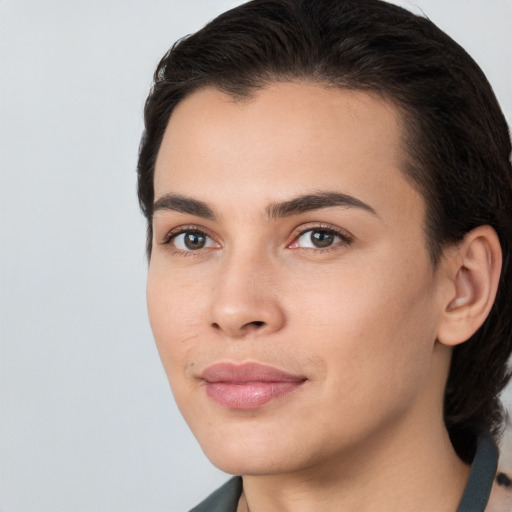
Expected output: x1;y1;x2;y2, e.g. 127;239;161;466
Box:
265;191;378;219
152;191;377;220
153;194;216;219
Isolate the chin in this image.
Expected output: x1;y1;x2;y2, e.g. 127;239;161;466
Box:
198;433;307;476
207;452;297;477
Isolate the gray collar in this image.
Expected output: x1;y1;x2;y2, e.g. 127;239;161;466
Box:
190;434;498;512
456;433;498;512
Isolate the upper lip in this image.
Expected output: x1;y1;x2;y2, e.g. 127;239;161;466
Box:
200;362;306;383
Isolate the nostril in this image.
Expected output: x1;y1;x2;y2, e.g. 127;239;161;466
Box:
211;320;265;331
243;320;265;330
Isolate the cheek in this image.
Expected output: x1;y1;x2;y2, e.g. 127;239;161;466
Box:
146;267;206;374
288;254;438;403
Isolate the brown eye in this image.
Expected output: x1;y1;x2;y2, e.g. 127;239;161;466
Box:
310;231;335;248
171;230;216;251
295;229;343;249
184;232;206;250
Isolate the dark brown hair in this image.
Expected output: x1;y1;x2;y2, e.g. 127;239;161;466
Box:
137;0;512;462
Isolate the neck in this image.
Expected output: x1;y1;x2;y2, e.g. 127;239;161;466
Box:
238;417;470;512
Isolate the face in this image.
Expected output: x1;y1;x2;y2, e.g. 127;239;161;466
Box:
148;83;449;477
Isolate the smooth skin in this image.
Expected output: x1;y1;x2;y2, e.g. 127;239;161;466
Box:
147;83;502;512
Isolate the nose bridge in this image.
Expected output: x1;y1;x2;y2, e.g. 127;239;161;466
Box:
208;241;285;338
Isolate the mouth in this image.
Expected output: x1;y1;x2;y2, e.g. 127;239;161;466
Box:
199;362;307;410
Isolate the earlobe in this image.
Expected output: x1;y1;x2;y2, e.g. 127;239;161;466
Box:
437;226;502;347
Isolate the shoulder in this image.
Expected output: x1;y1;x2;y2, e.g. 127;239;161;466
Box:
189;477;243;512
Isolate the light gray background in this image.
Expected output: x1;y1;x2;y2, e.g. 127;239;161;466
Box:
1;1;511;511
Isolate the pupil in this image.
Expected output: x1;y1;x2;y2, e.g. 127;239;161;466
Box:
185;232;205;250
311;231;334;248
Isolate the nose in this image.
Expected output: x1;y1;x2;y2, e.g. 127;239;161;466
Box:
207;250;286;339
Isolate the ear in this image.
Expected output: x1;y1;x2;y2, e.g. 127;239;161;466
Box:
437;225;502;347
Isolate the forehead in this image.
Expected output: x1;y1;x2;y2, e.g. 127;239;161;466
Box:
154;82;423;224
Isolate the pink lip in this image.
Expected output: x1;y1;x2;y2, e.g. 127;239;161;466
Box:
200;362;306;409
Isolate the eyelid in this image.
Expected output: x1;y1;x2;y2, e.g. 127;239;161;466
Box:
288;223;354;249
160;224;220;249
158;222;353;253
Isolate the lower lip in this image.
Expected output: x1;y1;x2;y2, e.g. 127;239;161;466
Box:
205;381;304;409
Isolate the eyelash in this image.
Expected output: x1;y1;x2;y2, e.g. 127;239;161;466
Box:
160;223;354;255
161;225;217;256
291;224;354;252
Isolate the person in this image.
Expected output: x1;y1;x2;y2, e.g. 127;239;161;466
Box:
136;0;512;510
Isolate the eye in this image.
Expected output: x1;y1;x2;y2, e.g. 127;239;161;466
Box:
169;230;217;251
291;228;352;249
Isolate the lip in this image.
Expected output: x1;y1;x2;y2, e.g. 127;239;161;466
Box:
200;362;306;409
